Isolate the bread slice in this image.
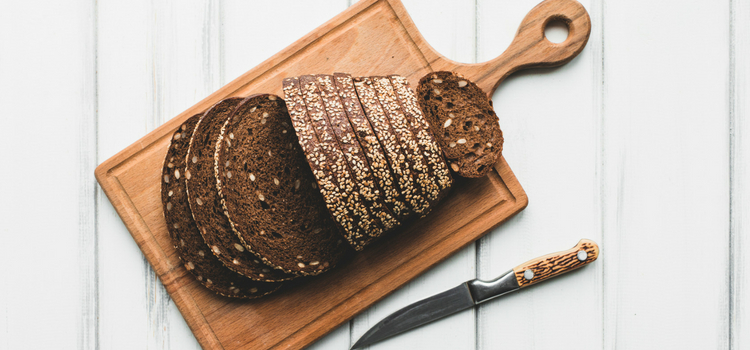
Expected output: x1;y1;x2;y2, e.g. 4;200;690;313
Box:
368;76;432;215
161;114;281;298
352;77;423;219
416;71;504;178
216;94;350;275
316;74;399;240
388;75;453;202
186;98;295;282
333;73;410;223
286;75;377;250
283;78;356;244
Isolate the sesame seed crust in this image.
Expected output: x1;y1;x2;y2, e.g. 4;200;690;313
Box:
316;74;399;245
334;73;411;223
353;77;425;217
369;76;432;215
388;75;453;205
283;77;365;250
298;75;380;250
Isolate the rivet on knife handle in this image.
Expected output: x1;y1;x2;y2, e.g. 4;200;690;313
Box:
513;239;599;287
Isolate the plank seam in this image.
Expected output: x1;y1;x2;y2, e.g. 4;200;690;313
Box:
146;3;170;347
203;0;219;93
729;0;736;348
473;2;481;350
599;0;607;347
218;0;225;87
93;0;100;346
79;0;100;348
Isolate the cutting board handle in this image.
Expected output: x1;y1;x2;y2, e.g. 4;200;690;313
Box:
445;0;591;96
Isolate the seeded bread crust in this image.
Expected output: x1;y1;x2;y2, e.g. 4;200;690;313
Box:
316;74;399;242
186;98;295;282
217;94;350;274
388;75;453;202
416;71;504;178
353;77;423;218
297;75;380;250
283;78;357;247
333;73;410;222
161;114;281;298
369;76;432;215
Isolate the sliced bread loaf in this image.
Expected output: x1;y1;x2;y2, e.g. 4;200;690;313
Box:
283;77;356;246
333;73;410;222
358;77;431;215
388;75;453;202
370;76;438;215
316;74;399;242
216;94;350;275
352;77;423;218
186;98;295;282
416;71;503;178
161;114;280;298
287;75;377;250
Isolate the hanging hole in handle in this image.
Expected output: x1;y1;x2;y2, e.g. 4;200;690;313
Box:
544;16;570;44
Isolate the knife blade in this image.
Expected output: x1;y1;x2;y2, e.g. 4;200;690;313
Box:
351;239;599;349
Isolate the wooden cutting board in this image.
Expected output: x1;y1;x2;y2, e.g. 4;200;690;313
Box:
94;0;590;349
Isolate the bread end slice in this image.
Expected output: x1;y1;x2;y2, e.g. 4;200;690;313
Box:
417;71;503;178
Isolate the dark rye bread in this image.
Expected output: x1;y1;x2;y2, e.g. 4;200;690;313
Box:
369;77;434;215
161;114;280;298
216;94;349;274
186;98;295;282
353;77;424;216
316;74;399;243
334;73;410;222
294;75;378;250
388;75;453;202
283;78;357;246
416;71;504;178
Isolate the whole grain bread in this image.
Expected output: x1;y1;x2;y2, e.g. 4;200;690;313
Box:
370;76;435;215
186;98;295;282
216;94;350;275
353;77;426;216
284;76;374;251
388;75;453;203
315;74;399;246
416;71;503;178
333;73;410;222
161;114;281;298
283;78;356;244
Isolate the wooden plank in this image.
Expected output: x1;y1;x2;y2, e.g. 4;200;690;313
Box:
0;1;97;349
732;0;749;347
349;1;479;349
602;0;730;348
221;2;351;348
97;1;219;349
474;0;603;348
94;1;590;348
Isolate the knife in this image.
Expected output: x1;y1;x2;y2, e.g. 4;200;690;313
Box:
351;239;599;349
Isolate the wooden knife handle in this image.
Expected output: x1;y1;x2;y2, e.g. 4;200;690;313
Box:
440;0;592;96
512;239;599;288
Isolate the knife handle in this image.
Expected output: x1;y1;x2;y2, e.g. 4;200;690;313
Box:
512;239;599;288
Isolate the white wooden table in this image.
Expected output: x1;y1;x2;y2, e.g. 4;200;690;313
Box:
1;0;747;349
